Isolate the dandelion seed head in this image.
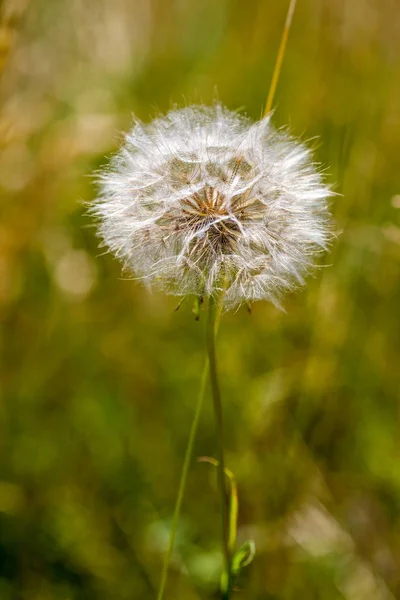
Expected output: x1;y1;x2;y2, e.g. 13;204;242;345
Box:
93;104;333;309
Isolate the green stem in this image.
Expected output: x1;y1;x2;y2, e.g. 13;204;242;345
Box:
157;359;208;600
206;295;231;599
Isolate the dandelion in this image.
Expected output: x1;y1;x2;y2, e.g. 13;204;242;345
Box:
94;104;332;310
92;103;334;599
92;6;335;600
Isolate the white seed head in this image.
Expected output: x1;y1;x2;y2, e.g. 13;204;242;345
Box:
93;104;333;309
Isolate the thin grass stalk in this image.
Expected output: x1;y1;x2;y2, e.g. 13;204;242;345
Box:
264;0;298;116
156;359;208;600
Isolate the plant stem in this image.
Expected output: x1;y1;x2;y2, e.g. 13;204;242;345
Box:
264;0;298;117
206;295;231;599
157;359;209;600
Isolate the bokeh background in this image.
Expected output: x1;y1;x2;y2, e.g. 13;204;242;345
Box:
1;0;400;598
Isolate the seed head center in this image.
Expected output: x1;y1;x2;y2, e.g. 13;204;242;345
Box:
181;185;241;246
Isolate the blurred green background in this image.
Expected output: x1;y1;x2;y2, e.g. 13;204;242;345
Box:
1;0;400;598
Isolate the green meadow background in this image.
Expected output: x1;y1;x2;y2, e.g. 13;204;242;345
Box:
1;0;399;598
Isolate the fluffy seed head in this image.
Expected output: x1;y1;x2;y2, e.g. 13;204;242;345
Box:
93;104;333;309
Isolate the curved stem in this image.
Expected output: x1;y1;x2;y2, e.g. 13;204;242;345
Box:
206;295;231;599
157;359;208;600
